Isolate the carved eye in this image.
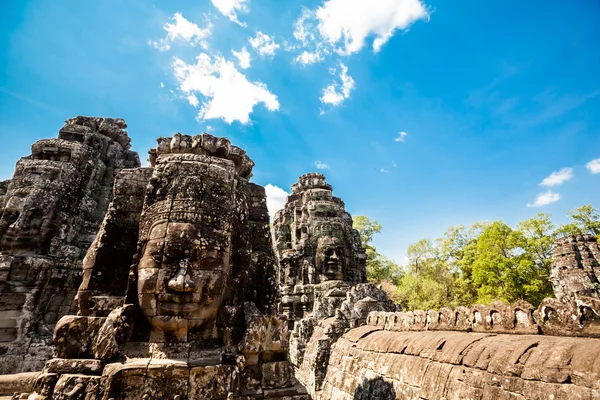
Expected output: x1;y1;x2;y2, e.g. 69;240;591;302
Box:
2;211;19;225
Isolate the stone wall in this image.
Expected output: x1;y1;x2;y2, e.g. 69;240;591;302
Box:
321;326;600;400
315;234;600;399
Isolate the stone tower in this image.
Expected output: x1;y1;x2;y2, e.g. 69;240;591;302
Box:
0;116;139;373
272;173;367;326
27;133;307;399
272;173;397;395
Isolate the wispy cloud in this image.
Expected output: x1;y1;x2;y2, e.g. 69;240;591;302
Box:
539;167;574;187
211;0;249;27
149;13;211;51
527;191;560;207
320;62;354;107
314;160;329;169
380;168;388;173
469;81;600;129
392;160;397;168
394;131;407;142
265;184;289;219
0;88;65;115
586;158;600;174
249;32;280;57
232;47;251;69
295;50;324;65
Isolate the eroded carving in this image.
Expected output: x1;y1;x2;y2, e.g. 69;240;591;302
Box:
0;116;139;374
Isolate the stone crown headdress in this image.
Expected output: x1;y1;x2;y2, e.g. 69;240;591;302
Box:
139;199;205;241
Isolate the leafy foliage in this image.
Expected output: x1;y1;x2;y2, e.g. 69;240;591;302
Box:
353;204;599;310
352;216;402;298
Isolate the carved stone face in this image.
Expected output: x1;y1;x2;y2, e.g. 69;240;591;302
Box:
281;254;298;286
34;373;57;397
137;221;231;338
0;162;63;253
315;236;345;281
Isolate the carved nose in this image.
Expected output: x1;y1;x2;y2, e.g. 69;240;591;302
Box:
168;261;195;293
330;250;339;260
8;213;26;231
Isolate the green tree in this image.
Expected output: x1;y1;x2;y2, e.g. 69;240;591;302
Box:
352;215;382;245
395;273;452;311
395;238;460;310
516;213;555;274
437;223;488;306
557;204;600;238
352;215;401;285
468;221;551;305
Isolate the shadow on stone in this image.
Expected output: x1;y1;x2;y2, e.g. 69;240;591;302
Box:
353;376;396;400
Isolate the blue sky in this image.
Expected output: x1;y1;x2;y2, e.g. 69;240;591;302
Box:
1;0;599;263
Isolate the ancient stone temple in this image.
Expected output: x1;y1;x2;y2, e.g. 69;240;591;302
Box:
272;173;398;396
0;117;139;374
18;133;307;399
2;116;600;400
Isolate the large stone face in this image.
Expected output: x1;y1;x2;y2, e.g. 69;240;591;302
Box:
273;173;366;288
0;116;139;374
22;133;307;400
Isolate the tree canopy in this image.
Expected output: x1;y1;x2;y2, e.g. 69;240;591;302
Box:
352;204;599;310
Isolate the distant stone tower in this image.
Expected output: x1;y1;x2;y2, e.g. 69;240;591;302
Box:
272;173;396;395
0;116;139;373
549;234;600;303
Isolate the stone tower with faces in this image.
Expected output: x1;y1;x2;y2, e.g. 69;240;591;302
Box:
33;133;307;400
271;173;397;395
272;173;367;326
0;116;139;374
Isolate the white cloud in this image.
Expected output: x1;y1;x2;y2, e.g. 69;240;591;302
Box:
186;94;200;107
293;0;430;57
160;82;165;88
232;47;251;69
314;160;329;170
295;51;324;65
172;53;279;124
150;13;211;51
380;168;388;173
527;191;560;207
539;167;574;187
249;32;280;56
586;158;600;174
210;0;249;26
265;184;289;219
320;63;355;106
392;160;397;168
394;131;407;142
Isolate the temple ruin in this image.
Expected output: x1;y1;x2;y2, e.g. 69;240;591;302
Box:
0;116;599;399
271;173;398;395
0;117;139;374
